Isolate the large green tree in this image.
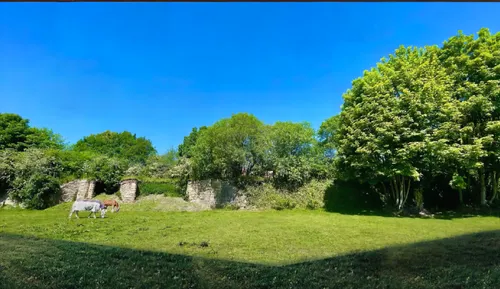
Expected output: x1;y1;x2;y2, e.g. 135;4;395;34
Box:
267;121;317;188
439;28;500;206
335;45;457;210
0;113;64;151
190;113;268;180
318;115;340;159
178;127;207;158
73;130;156;165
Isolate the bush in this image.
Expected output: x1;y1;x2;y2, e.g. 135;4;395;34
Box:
246;179;331;210
0;149;16;198
7;148;63;209
9;173;61;209
82;155;126;194
139;178;183;197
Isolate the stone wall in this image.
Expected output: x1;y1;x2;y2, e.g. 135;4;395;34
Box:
60;179;96;202
186;180;248;209
186;180;217;209
120;179;138;203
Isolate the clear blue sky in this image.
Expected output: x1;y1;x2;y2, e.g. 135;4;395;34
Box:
1;3;499;153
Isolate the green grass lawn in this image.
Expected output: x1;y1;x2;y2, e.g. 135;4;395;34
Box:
0;203;499;289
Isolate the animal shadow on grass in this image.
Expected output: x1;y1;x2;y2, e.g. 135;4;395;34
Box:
0;230;499;289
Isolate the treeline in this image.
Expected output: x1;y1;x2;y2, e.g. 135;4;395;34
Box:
1;28;499;212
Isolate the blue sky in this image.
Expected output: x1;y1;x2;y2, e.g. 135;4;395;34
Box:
1;3;499;153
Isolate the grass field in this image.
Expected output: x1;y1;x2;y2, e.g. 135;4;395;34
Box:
0;201;499;289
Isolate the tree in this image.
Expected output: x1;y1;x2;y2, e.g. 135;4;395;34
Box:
190;113;268;180
0;113;65;151
26;127;65;150
335;45;456;210
178;127;207;158
73;130;156;165
140;148;179;178
267;121;317;188
0;113;32;151
439;28;500;206
318;115;340;158
81;155;127;194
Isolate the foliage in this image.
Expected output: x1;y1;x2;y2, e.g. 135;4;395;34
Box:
0;113;31;151
139;181;183;198
26;127;65;150
73;130;156;165
46;149;99;182
191;113;268;180
81;155;127;194
0;149;16;197
317;114;340;158
178;126;207;158
0;113;64;151
330;29;500;211
7;148;63;209
246;179;331;210
142;149;179;178
267;122;317;189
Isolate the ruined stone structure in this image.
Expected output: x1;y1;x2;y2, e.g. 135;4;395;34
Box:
186;180;217;209
120;179;138;203
60;179;96;202
186;180;248;209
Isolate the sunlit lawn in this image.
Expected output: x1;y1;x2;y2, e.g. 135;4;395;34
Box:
1;203;499;288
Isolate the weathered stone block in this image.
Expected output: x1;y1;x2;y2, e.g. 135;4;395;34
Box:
186;180;217;209
120;179;138;203
186;179;248;209
61;179;96;202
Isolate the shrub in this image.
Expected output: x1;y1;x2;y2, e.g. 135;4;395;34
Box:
139;178;183;197
9;173;61;209
0;149;16;198
7;149;63;209
246;179;331;210
82;155;126;194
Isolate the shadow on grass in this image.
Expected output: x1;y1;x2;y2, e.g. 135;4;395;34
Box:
323;181;500;220
1;230;499;289
323;180;389;217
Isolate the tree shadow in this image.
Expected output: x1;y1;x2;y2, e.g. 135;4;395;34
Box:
1;230;499;289
432;207;500;220
323;181;500;219
323;180;389;216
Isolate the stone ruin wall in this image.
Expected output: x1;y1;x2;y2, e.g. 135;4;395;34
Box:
186;180;248;210
120;179;138;203
60;179;96;202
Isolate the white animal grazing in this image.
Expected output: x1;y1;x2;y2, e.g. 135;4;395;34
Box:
69;200;107;219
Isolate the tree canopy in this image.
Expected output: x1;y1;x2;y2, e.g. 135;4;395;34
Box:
72;130;156;165
0;113;64;151
331;28;500;210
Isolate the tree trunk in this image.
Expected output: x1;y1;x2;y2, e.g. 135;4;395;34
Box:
489;171;498;204
480;168;487;206
458;189;463;205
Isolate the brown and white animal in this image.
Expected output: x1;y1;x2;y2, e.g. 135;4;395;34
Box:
103;199;120;212
69;200;107;219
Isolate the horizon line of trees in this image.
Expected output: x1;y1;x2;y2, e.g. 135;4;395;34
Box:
1;28;499;212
